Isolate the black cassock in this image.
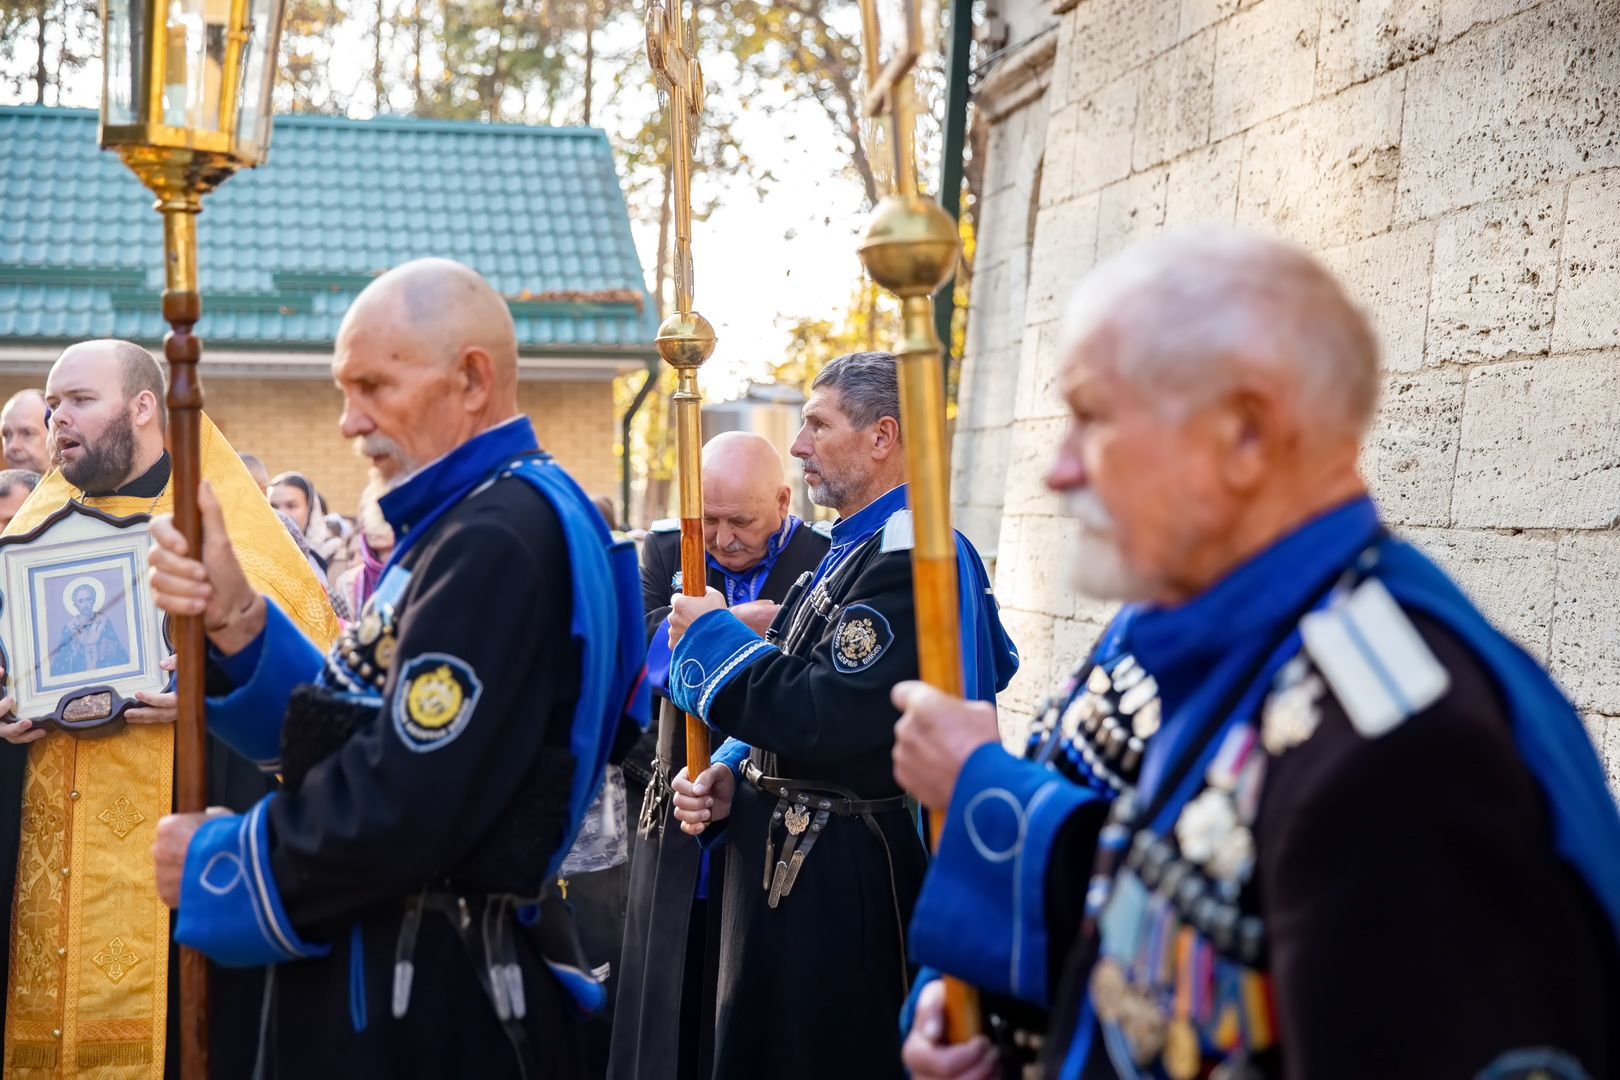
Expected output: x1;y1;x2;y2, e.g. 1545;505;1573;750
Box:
609;522;828;1080
667;504;936;1080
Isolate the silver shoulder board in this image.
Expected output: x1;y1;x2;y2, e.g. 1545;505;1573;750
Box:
880;509;914;553
649;517;680;533
1300;577;1450;739
810;519;834;539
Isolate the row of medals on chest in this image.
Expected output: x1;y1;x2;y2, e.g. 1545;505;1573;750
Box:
1036;654;1162;791
1088;656;1322;1080
336;602;399;691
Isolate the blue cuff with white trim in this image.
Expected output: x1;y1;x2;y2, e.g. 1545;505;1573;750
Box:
668;610;775;721
908;743;1099;1006
205;600;326;771
174;796;332;967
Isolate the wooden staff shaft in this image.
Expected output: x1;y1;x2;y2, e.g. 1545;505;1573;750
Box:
895;295;981;1042
675;371;710;774
162;207;210;1080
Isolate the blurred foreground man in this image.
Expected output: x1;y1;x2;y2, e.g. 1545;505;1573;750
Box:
0;340;338;1077
667;352;1019;1080
611;431;829;1080
896;228;1620;1080
146;259;648;1079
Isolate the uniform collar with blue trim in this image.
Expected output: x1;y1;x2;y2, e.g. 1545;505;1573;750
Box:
809;484;908;588
1113;496;1380;717
377;415;540;544
830;483;907;548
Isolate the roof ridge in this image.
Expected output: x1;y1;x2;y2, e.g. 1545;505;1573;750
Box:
0;104;608;140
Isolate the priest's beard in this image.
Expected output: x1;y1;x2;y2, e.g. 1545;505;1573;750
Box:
58;409;138;493
1060;488;1153;602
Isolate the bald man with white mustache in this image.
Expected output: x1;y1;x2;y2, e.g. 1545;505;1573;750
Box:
894;227;1620;1080
145;258;649;1080
612;431;831;1080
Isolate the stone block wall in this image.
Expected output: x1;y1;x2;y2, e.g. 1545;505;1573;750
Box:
952;0;1620;784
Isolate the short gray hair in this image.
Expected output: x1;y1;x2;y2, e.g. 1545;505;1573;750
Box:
1061;226;1380;437
810;351;901;436
0;469;40;499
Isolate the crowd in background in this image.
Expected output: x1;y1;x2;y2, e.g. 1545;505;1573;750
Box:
0;382;630;628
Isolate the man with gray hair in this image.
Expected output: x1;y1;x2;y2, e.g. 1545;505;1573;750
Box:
893;227;1620;1080
661;351;1019;1080
0;469;38;531
1;388;49;474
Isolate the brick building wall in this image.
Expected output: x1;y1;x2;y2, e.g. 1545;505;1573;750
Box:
0;371;617;519
952;0;1620;787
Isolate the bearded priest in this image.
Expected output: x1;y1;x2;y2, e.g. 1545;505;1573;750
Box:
0;339;339;1079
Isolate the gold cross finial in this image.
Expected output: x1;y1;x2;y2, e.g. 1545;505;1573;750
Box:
856;0;924;197
646;0;706;316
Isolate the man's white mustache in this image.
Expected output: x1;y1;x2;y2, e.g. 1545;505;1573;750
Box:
1060;487;1116;534
358;433;408;460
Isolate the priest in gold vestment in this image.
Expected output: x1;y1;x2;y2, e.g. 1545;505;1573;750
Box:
0;341;339;1078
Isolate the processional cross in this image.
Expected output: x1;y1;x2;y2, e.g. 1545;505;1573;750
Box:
853;0;982;1044
647;0;718;775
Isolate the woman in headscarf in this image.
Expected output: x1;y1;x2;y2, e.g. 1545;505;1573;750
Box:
268;471;343;583
336;481;395;617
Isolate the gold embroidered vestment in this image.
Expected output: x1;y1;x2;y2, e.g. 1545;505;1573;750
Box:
1;415;339;1078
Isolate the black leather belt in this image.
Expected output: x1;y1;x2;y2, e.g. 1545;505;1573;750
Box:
739;759;908;817
739;757;915;996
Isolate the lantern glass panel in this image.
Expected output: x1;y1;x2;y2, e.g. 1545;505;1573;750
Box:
234;0;280;148
160;0;224;131
102;0;147;126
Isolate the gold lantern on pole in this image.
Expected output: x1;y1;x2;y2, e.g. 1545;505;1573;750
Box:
97;0;287;1073
647;0;717;776
853;0;980;1044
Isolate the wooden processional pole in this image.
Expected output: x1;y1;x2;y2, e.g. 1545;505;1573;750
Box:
99;0;288;1069
163;196;212;1080
853;0;982;1044
647;0;717;775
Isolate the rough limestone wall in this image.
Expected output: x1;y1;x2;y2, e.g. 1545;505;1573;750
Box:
953;75;1052;566
972;0;1620;787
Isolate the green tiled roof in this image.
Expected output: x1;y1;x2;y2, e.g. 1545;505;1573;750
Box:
0;106;657;357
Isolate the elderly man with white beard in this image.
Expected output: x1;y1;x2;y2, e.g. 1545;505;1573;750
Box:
891;227;1620;1080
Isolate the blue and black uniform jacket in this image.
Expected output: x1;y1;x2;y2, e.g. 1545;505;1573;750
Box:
172;417;649;975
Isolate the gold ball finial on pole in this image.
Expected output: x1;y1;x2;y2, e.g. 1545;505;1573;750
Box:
857;194;961;299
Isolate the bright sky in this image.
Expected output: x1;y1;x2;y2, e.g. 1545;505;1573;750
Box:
4;23;876;404
612;49;876;401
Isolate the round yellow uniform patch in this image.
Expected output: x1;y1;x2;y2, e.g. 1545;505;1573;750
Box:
393;652;483;752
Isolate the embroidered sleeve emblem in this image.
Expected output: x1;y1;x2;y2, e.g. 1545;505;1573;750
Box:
408;666;463;728
831;604;893;674
394;653;483;752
